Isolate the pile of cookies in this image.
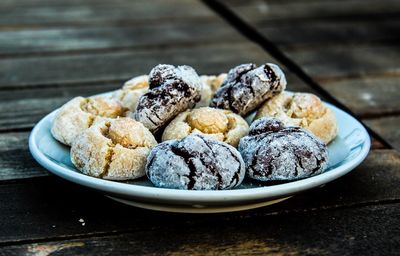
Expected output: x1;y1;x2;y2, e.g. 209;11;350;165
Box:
51;63;338;190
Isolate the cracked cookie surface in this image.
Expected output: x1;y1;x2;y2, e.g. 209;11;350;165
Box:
239;117;328;181
210;63;286;116
162;107;249;147
51;96;128;146
146;134;245;190
71;118;157;180
133;64;202;132
255;92;338;144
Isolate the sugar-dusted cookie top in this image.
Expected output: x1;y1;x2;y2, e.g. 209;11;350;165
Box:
239;117;328;181
147;134;245;190
210;63;286;116
133;64;202;132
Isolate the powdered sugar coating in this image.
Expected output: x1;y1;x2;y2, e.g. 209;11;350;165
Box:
146;134;245;190
239;117;328;181
134;64;202;132
210;63;286;116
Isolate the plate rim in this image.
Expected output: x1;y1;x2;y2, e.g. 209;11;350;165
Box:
29;101;371;204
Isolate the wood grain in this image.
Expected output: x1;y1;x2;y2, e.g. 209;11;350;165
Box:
0;0;215;28
319;76;400;117
0;150;398;244
0;43;274;88
219;0;400;22
0;201;399;255
0;22;244;56
0;132;48;180
257;18;400;48
220;0;400;148
364;117;400;152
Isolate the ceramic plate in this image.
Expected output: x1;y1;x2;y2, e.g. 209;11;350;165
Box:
29;92;370;213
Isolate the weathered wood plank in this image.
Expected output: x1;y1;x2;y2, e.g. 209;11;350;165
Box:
219;1;400;80
0;0;215;27
0;150;398;243
0;203;399;255
0;43;274;88
364;117;400;152
319;76;400;117
220;0;400;148
257;18;400;48
220;0;400;22
0;23;242;56
0;132;48;180
283;45;400;80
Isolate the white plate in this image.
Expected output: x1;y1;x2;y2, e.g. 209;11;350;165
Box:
29;93;370;213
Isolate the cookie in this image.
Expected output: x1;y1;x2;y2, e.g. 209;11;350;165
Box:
162;107;249;147
112;75;149;112
71;118;157;180
255;92;338;144
197;74;227;107
51;96;128;146
239;117;329;181
210;63;286;116
133;64;202;132
146;134;245;190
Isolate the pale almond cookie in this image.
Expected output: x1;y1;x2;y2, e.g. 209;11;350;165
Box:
162;107;249;147
71;118;157;180
112;75;149;112
197;74;227;107
51;96;128;146
254;92;338;144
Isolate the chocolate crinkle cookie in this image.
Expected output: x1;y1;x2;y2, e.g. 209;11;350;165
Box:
210;63;286;116
133;64;202;132
239;117;329;181
146;134;245;190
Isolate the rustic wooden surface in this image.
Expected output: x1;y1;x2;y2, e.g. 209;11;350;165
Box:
217;0;400;151
0;0;399;255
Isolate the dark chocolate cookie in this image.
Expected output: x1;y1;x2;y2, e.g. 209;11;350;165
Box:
239;117;328;181
210;63;286;116
134;64;202;132
148;64;176;89
146;134;245;190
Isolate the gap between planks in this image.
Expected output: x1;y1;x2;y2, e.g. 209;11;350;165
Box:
201;0;394;149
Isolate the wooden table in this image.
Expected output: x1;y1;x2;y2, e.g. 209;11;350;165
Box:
0;0;399;254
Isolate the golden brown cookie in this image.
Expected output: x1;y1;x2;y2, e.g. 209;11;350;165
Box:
51;96;128;146
112;75;149;111
197;74;227;107
71;118;157;180
254;92;338;144
162;107;249;147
